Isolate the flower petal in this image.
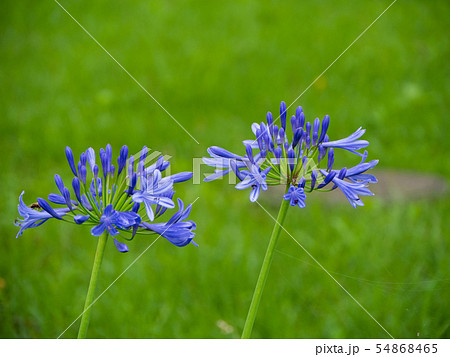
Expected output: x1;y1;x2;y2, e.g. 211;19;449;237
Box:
91;223;106;236
249;184;260;202
144;200;155;221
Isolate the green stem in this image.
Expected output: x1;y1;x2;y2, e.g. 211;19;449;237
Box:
77;233;108;339
241;192;290;338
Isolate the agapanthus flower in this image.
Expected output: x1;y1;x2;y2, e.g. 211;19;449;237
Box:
15;145;197;252
141;198;197;247
234;163;271;202
283;184;306;208
203;101;378;208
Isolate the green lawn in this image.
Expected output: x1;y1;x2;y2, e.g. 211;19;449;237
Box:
0;0;448;338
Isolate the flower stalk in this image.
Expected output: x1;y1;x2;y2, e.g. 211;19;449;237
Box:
77;232;108;339
241;189;290;339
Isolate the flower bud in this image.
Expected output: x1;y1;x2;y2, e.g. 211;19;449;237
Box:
280;101;287;131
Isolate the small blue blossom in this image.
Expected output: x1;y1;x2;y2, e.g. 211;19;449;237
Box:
235;164;271;202
342;153;379;184
283;185;306;208
91;204;141;237
204;101;378;208
142;198;197;247
320;169;374;208
202;147;248;182
322;127;369;156
14;192;70;238
132;170;175;221
15;145;198;252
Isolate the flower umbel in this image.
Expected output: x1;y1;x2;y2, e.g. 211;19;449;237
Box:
15;145;197;251
203;101;378;208
204;102;380;339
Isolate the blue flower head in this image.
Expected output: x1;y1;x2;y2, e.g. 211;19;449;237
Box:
15;145;197;252
203;101;378;208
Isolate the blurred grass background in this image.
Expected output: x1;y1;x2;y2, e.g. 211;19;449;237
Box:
0;0;449;338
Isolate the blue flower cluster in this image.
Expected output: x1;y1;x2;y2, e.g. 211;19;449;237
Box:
203;102;378;208
15;145;197;252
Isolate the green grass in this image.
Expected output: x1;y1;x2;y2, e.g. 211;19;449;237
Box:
0;0;449;338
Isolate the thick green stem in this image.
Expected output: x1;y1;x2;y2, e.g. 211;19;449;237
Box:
77;233;108;338
241;194;290;338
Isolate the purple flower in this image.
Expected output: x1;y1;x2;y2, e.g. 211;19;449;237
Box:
322;127;369;156
15;145;198;251
283;185;306;208
132;170;175;221
91;204;140;237
15;192;70;238
202;146;255;182
320;169;374;208
204;101;378;208
343;153;379;184
203;167;232;182
235;164;271;202
142;199;197;247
